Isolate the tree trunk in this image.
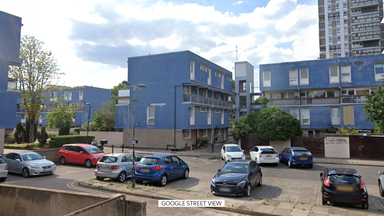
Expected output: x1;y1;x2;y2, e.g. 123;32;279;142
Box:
29;117;35;143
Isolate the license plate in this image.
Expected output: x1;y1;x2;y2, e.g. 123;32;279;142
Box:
102;167;109;170
300;157;307;160
266;155;272;158
337;186;353;192
219;187;231;192
141;168;150;172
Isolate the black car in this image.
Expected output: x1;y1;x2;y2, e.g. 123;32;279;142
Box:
211;160;262;197
320;168;369;210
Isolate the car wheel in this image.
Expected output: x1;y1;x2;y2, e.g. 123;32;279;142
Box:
160;174;168;186
246;184;251;197
379;180;384;197
116;172;126;183
275;163;279;166
0;177;6;182
85;159;92;168
308;164;313;168
279;156;282;163
183;169;189;179
362;201;369;210
22;168;29;178
96;176;104;181
60;157;67;165
287;159;292;168
257;176;262;187
322;197;326;205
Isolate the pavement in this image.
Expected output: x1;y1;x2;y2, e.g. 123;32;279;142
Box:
77;143;384;216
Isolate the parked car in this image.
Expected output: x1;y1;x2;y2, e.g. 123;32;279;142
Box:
220;144;246;163
279;147;313;168
58;144;107;168
0;155;8;182
320;167;368;209
95;153;143;183
4;151;56;178
135;154;189;186
249;146;279;165
211;160;262;197
378;170;384;197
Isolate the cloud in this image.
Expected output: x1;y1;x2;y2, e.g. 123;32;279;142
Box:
232;1;244;6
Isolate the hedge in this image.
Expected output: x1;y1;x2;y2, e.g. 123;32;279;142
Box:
49;135;95;148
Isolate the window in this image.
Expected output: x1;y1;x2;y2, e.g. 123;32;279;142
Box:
341;65;351;83
374;64;384;81
183;86;191;94
290;108;299;119
215;71;222;77
300;68;309;85
200;64;208;72
221;111;224;125
331;107;340;125
200;107;207;112
343;106;354;125
301;108;310;125
207;108;211;125
327;90;339;97
202;129;207;137
190;106;195;125
329;66;339;84
217;129;221;135
184;131;191;139
227;110;232;114
207;68;211;85
289;69;298;86
79;90;83;101
190;60;195;80
239;80;246;92
215;109;221;113
147;106;155;125
50;92;57;101
202;90;207;97
64;91;68;100
263;71;271;87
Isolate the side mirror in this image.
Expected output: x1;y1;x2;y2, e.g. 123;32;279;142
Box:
16;159;21;162
379;171;384;175
218;169;221;172
80;151;84;154
320;173;323;178
43;156;46;159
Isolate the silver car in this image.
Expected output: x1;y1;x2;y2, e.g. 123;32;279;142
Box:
4;151;56;178
379;171;384;197
95;153;143;182
0;155;8;182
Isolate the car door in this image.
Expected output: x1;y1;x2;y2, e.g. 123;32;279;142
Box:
76;147;89;164
171;156;184;178
5;153;17;173
249;161;258;188
121;155;133;175
280;148;289;163
249;147;258;161
64;146;76;164
14;154;24;173
162;156;174;179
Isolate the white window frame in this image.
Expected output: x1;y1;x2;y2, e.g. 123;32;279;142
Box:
300;68;309;85
331;107;340;125
64;91;68;100
215;108;221;113
341;65;351;83
184;131;191;139
207;108;211;125
290;108;299;120
200;107;207;112
202;129;207;137
263;71;271;87
190;60;195;80
374;64;384;81
147;106;155;125
190;106;195;126
227;110;232;114
301;108;310;125
221;111;224;125
79;90;83;101
207;68;211;85
183;86;191;94
289;69;298;86
329;66;339;84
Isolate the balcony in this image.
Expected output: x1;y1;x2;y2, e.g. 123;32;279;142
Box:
183;94;234;108
351;0;379;8
341;95;367;103
266;97;340;107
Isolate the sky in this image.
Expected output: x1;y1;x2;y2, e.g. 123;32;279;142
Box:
1;0;319;89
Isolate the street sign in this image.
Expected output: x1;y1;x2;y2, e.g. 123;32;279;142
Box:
131;140;138;144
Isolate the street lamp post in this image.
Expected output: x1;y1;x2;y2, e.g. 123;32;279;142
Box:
122;81;146;189
86;103;91;144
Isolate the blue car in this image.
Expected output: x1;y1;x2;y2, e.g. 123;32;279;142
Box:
135;154;189;186
279;147;313;168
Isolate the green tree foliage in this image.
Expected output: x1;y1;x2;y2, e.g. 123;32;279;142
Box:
92;101;115;131
363;85;384;134
257;107;302;141
46;96;76;135
254;97;270;108
229;116;252;141
338;126;359;135
247;111;261;133
111;83;129;105
232;80;236;103
9;35;64;143
14;122;25;144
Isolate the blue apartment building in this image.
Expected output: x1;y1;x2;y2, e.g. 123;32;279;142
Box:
0;11;23;133
115;51;235;149
17;86;111;127
259;55;384;136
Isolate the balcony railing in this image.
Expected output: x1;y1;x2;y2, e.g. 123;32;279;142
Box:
341;95;367;103
265;96;368;106
41;107;85;112
351;0;379;7
183;94;234;108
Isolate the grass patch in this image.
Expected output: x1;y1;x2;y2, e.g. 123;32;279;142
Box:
176;187;191;192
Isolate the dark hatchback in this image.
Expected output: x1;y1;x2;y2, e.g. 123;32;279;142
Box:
211;160;262;197
320;168;369;210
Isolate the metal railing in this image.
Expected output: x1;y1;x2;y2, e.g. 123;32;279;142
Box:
183;94;234;108
265;96;369;107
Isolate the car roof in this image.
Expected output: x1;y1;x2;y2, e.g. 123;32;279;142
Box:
227;160;252;164
327;168;359;176
288;147;308;150
8;151;37;155
257;146;275;149
63;144;94;147
224;144;240;147
143;154;176;158
103;152;133;157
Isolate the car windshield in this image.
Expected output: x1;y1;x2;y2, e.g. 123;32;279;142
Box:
99;156;118;163
84;146;104;154
140;157;160;165
293;150;310;156
221;163;249;173
22;153;43;161
0;157;5;163
260;148;276;154
329;175;360;184
227;146;242;152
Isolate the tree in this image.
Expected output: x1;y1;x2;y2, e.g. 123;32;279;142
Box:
257;107;302;141
45;96;76;135
24;121;38;143
247;111;261;133
38;126;48;145
111;83;129;105
9;35;63;142
229;116;251;141
255;97;270;108
14;122;25;144
363;84;384;134
91;101;115;131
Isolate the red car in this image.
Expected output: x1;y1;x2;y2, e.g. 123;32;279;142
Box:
58;144;107;168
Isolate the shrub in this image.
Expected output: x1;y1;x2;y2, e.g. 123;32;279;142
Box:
14;122;24;144
74;128;81;134
338;127;359;135
49;135;95;148
47;132;58;138
5;135;15;144
59;124;71;135
38;126;48;145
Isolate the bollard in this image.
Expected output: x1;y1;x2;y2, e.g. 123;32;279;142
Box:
112;145;114;154
122;144;124;153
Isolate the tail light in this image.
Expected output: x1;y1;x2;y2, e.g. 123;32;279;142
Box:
360;180;365;189
276;154;279;158
152;165;162;170
111;165;120;170
324;176;330;187
136;165;139;169
5;165;8;170
96;164;100;168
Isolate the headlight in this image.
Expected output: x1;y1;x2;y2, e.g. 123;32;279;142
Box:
236;180;246;187
30;165;40;169
93;156;100;159
242;155;246;159
226;155;231;158
211;179;215;186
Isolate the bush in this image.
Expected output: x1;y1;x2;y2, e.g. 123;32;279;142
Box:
38;126;48;145
4;143;39;149
47;132;58;138
59;124;71;135
14;122;24;144
5;135;15;144
74;128;81;134
49;135;95;148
